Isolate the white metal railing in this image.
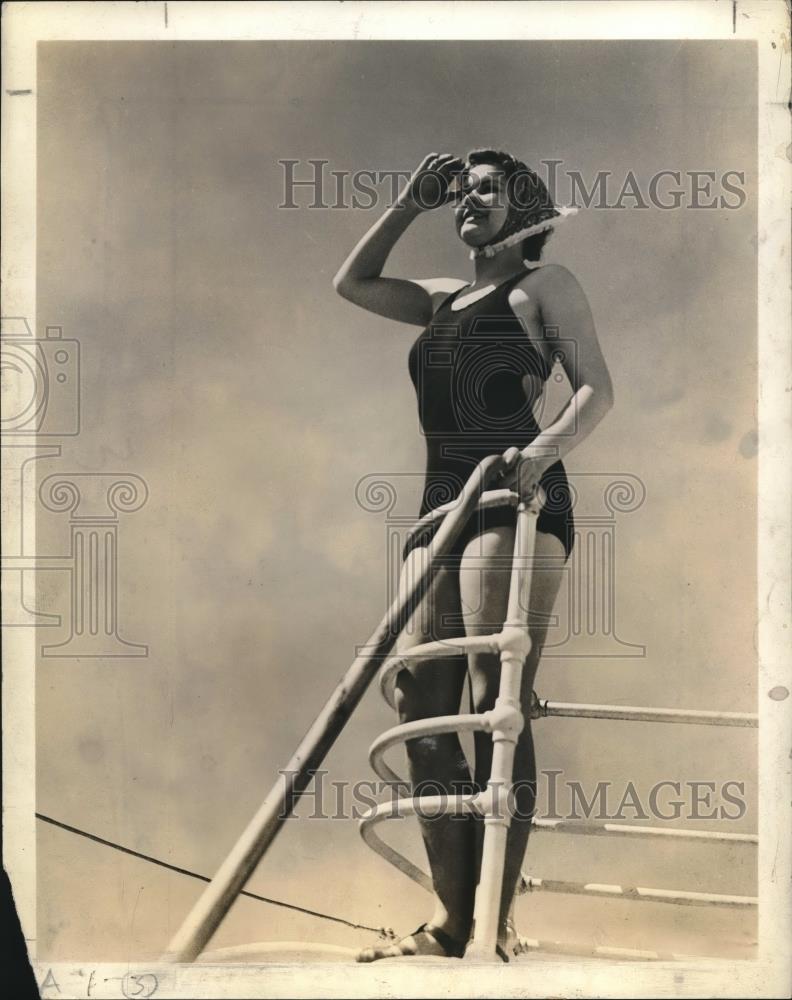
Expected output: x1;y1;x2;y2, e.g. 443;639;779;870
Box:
357;471;758;962
163;456;758;964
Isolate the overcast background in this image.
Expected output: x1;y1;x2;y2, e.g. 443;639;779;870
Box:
35;40;757;961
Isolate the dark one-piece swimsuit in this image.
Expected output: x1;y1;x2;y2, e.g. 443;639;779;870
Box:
402;267;576;564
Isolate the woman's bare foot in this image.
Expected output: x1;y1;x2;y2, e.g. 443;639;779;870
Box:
356;923;466;962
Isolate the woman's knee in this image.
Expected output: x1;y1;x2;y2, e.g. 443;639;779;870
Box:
396;687;469;778
518;627;547;698
393;673;416;724
468;651;501;714
404;732;469;780
398;558;461;646
393;667;471;779
469;639;545;715
393;664;462;724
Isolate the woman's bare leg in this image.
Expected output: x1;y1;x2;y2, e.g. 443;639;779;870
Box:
458;526;566;948
358;546;474;961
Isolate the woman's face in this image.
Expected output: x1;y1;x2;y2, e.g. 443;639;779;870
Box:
454;162;511;249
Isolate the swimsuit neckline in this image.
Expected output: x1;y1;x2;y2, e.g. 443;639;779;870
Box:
445;266;541;314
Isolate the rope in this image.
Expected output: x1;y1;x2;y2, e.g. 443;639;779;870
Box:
36;813;394;940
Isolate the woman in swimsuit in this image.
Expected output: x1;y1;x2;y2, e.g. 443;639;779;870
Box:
333;150;614;961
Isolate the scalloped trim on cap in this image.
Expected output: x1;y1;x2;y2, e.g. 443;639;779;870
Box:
470;206;578;259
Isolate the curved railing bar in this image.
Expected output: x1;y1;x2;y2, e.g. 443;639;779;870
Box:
359;793;486;893
369;714;486;785
379;634;502;710
402;487;519;551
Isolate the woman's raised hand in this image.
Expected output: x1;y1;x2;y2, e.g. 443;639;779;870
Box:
396;153;466;213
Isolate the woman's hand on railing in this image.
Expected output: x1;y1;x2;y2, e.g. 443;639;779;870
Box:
498;447;550;501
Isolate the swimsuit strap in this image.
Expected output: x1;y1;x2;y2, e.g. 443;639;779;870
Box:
434;284;467;315
437;266;542;317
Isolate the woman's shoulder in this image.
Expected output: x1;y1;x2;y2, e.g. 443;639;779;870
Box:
519;262;578;288
535;262;586;294
510;263;584;308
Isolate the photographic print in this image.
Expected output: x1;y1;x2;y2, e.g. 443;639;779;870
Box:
2;3;790;998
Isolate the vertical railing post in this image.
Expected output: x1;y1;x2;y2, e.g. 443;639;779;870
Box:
467;493;539;959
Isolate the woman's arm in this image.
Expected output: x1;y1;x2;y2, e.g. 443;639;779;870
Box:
511;264;615;478
333;153;466;326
